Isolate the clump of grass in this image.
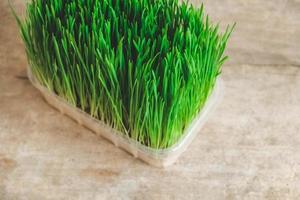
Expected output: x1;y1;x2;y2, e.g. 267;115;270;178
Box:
14;0;234;149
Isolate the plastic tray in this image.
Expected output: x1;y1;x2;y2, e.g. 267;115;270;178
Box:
27;67;224;167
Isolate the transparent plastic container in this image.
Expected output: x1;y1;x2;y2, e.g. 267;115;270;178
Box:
27;67;224;167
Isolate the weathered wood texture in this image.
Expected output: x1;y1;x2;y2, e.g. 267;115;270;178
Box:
197;0;300;66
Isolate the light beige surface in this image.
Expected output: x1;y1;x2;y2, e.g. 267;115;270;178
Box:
199;0;300;66
1;1;300;200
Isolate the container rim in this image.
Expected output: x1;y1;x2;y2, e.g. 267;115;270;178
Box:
27;66;223;157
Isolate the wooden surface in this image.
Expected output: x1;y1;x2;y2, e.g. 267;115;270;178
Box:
200;0;300;66
1;1;300;199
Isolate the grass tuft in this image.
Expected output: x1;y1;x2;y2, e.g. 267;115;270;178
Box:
14;0;234;149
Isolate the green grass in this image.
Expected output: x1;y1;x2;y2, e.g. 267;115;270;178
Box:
13;0;234;149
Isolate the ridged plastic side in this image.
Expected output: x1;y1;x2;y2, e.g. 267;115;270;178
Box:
27;67;224;167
